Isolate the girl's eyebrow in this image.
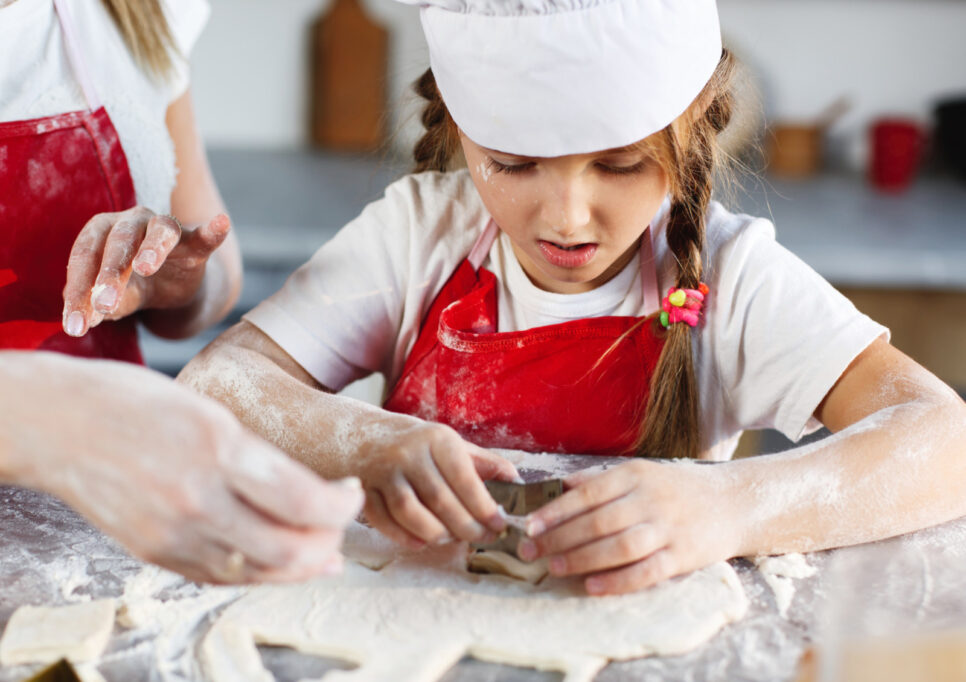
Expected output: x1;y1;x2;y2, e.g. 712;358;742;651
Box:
598;144;643;155
483;147;534;161
483;143;643;160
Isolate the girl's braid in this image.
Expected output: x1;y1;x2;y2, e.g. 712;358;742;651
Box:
412;69;459;173
637;63;734;460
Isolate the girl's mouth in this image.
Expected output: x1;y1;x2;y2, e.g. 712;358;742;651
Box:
538;240;598;268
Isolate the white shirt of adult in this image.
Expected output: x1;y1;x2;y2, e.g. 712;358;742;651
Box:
0;0;210;214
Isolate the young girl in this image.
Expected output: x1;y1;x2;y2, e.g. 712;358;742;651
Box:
0;0;240;361
179;0;966;596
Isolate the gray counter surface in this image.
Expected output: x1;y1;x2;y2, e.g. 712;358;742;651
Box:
734;174;966;290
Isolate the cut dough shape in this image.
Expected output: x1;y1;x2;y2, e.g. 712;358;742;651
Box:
76;663;109;682
201;523;748;682
467;549;549;584
0;599;115;666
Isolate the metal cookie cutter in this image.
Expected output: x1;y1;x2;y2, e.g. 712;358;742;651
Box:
471;478;564;558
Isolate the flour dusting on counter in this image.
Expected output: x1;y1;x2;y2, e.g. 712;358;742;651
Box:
753;553;817;618
116;566;242;679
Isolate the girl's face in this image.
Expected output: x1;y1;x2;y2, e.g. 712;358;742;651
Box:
460;132;670;294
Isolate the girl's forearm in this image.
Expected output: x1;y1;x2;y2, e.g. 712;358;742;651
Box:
177;332;422;478
726;396;966;557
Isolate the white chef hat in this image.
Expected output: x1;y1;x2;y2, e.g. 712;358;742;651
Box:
397;0;722;157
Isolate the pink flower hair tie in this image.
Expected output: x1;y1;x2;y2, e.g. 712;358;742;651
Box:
660;282;709;328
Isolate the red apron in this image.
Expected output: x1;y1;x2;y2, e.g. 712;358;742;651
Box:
0;0;142;362
384;220;667;456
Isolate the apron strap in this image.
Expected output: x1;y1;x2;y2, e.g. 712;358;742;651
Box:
639;225;661;316
52;0;102;111
468;219;499;271
470;218;662;315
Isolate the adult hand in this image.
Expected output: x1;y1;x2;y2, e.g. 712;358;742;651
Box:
355;421;520;548
3;352;363;585
61;207;231;337
517;459;742;595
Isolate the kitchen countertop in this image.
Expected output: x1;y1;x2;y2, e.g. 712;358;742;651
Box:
4;453;966;682
733;173;966;290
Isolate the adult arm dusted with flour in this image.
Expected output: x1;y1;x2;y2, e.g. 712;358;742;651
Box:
0;351;363;585
61;87;241;342
179;0;966;597
0;0;240;360
55;0;241;342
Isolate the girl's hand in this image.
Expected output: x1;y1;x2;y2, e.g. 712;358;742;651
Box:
356;422;521;548
61;207;231;337
517;459;742;595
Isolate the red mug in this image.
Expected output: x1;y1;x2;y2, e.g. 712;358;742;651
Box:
869;118;925;193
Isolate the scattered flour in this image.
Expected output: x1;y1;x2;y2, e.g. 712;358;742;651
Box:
47;555;94;603
491;448;624;482
752;553;817;618
116;565;186;628
116;566;242;679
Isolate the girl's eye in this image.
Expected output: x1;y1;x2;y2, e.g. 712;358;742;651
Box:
597;160;649;176
487;158;535;175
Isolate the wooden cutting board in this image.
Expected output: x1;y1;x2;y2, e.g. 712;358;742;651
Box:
310;0;388;151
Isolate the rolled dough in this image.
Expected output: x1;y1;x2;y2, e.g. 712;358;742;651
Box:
0;599;115;666
201;523;748;682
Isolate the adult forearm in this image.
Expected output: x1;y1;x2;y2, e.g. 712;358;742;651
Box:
0;352;113;490
728;397;966;557
0;353;34;485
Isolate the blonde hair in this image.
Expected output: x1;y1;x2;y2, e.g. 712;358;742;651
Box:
412;51;738;460
100;0;178;80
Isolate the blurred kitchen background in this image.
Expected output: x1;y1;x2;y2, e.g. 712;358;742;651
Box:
143;0;966;454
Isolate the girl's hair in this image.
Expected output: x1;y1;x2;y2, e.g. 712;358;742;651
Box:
412;51;737;460
100;0;178;80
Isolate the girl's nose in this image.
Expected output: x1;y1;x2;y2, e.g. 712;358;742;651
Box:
540;177;591;239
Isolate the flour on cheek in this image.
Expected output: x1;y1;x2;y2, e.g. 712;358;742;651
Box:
477;160;492;182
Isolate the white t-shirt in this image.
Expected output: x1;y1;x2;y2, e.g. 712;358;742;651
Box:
0;0;209;213
245;170;888;461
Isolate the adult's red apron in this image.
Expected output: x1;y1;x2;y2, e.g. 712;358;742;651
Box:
0;0;142;362
384;220;667;456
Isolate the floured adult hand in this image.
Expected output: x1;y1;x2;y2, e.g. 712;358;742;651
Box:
0;352;363;585
61;206;231;337
517;459;742;595
355;421;520;548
